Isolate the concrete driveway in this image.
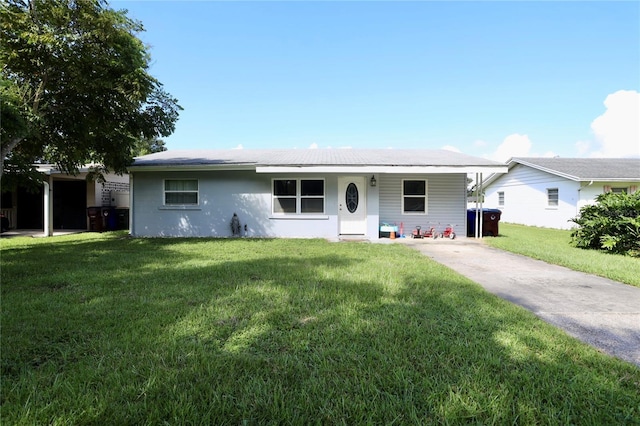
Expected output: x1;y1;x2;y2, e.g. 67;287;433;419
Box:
401;238;640;367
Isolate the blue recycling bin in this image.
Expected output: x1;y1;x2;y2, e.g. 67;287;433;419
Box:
467;208;502;237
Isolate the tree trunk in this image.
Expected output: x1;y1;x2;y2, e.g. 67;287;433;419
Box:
0;136;24;180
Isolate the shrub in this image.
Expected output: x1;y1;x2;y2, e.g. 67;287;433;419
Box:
570;191;640;257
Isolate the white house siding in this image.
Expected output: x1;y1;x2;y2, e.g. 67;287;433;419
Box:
577;181;640;211
378;173;467;237
483;165;581;229
131;170;383;238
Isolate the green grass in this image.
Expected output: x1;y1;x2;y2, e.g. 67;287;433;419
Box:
1;232;639;424
483;223;640;288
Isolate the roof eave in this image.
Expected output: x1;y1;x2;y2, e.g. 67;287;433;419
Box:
256;165;508;174
128;164;256;172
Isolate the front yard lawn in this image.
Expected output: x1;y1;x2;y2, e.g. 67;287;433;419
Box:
1;233;639;424
484;223;640;288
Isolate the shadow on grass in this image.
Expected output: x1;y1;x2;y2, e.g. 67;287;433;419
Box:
1;235;639;424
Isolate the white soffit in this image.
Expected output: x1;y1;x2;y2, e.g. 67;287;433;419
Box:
255;166;508;174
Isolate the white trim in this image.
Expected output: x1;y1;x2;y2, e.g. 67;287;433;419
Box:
401;179;428;215
269;215;329;220
271;178;326;215
257;166;507;174
163;179;199;206
128;165;255;172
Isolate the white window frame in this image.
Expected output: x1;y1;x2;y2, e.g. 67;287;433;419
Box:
547;188;558;207
164;179;199;206
402;179;428;215
272;178;325;215
498;191;504;206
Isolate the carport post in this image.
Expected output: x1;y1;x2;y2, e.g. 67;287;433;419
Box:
474;173;484;239
478;173;483;239
43;175;53;237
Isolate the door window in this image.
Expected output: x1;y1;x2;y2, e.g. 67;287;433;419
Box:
346;183;359;213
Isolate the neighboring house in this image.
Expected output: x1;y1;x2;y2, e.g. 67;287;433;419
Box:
127;149;506;239
482;157;640;230
0;165;130;235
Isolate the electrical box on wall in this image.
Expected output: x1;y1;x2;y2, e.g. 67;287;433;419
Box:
110;191;130;208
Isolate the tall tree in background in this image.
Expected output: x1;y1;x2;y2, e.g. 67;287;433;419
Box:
132;137;167;157
0;0;181;183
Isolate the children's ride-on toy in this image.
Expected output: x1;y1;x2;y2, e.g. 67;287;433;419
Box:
441;224;456;239
411;225;437;239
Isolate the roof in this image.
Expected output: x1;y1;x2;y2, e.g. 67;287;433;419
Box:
483;157;640;186
510;157;640;181
129;149;507;174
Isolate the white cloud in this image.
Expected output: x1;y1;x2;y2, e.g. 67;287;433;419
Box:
488;134;532;162
473;139;487;147
232;144;244;150
442;145;461;153
590;90;640;158
308;143;318;149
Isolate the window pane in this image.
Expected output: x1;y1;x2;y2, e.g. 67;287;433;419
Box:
301;180;324;196
404;180;425;195
166;192;198;205
274;197;296;213
165;180;197;191
548;189;558;206
498;192;504;206
301;198;323;213
404;197;425;212
274;180;296;196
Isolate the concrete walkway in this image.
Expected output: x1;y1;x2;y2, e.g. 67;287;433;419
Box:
400;238;640;367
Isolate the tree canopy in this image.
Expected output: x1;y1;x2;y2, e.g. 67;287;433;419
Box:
0;0;181;183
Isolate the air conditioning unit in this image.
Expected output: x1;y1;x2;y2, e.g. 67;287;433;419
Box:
110;191;130;208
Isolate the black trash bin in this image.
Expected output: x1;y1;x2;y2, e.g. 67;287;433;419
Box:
87;207;103;232
467;208;502;237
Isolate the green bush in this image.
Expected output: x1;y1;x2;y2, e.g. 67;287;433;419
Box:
570;191;640;257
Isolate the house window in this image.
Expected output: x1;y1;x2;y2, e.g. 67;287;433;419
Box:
164;179;198;205
402;180;427;214
498;191;504;206
547;188;558;207
273;179;324;214
611;187;627;194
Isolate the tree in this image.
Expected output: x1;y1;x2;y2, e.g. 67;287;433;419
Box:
0;0;181;182
132;137;167;157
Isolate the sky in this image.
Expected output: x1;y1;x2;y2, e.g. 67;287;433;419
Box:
116;1;640;161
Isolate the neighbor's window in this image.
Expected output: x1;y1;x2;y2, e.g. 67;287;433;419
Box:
164;179;198;205
547;188;558;207
273;179;324;214
498;191;504;206
402;180;427;214
611;187;628;194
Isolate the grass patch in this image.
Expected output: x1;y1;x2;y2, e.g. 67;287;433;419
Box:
484;223;640;288
1;232;639;424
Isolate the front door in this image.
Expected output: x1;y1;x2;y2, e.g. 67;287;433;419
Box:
338;176;367;235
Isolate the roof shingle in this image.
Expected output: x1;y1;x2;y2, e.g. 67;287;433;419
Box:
133;149;504;168
512;157;640;180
